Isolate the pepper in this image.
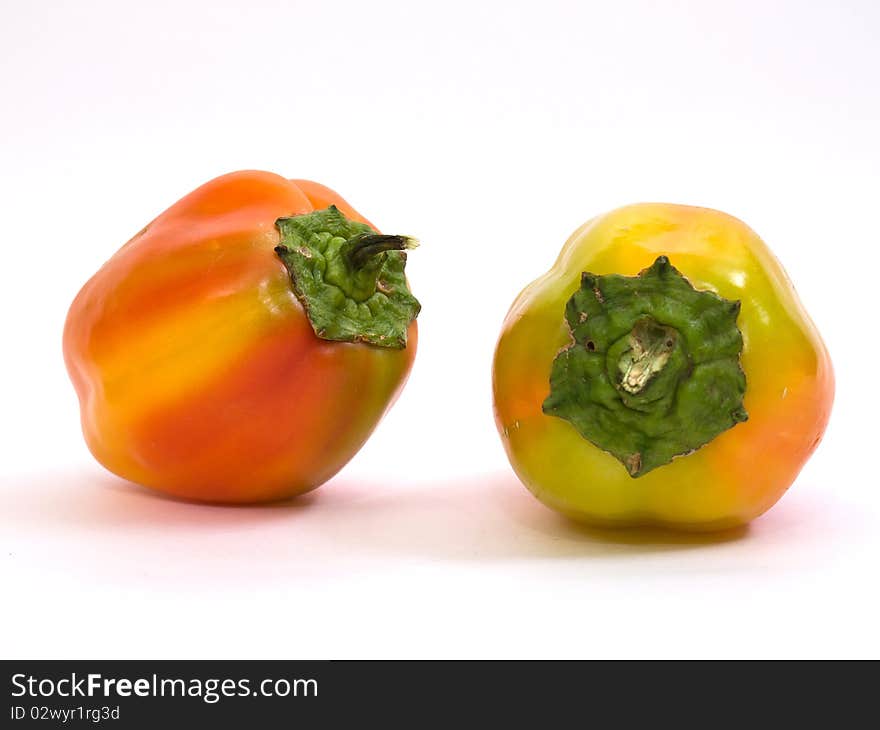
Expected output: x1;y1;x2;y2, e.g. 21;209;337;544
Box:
492;203;833;530
64;171;420;503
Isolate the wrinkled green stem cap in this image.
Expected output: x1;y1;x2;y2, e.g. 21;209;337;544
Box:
543;256;748;477
275;206;420;348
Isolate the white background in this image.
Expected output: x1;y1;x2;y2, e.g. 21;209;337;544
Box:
1;0;878;658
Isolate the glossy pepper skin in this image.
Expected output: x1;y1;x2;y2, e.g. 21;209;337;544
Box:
64;171;419;503
493;203;833;531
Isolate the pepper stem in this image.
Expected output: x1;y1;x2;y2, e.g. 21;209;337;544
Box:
543;256;747;477
274;206;421;347
347;233;419;269
617;318;678;394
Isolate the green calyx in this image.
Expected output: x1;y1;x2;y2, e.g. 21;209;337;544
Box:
542;256;748;477
275;206;420;348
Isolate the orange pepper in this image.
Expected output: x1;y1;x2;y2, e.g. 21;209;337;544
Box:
64;171;420;503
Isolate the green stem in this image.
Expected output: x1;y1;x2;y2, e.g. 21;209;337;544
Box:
274;206;421;348
543;256;747;477
346;234;418;269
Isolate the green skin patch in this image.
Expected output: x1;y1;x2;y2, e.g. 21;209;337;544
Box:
542;256;748;477
274;206;420;348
